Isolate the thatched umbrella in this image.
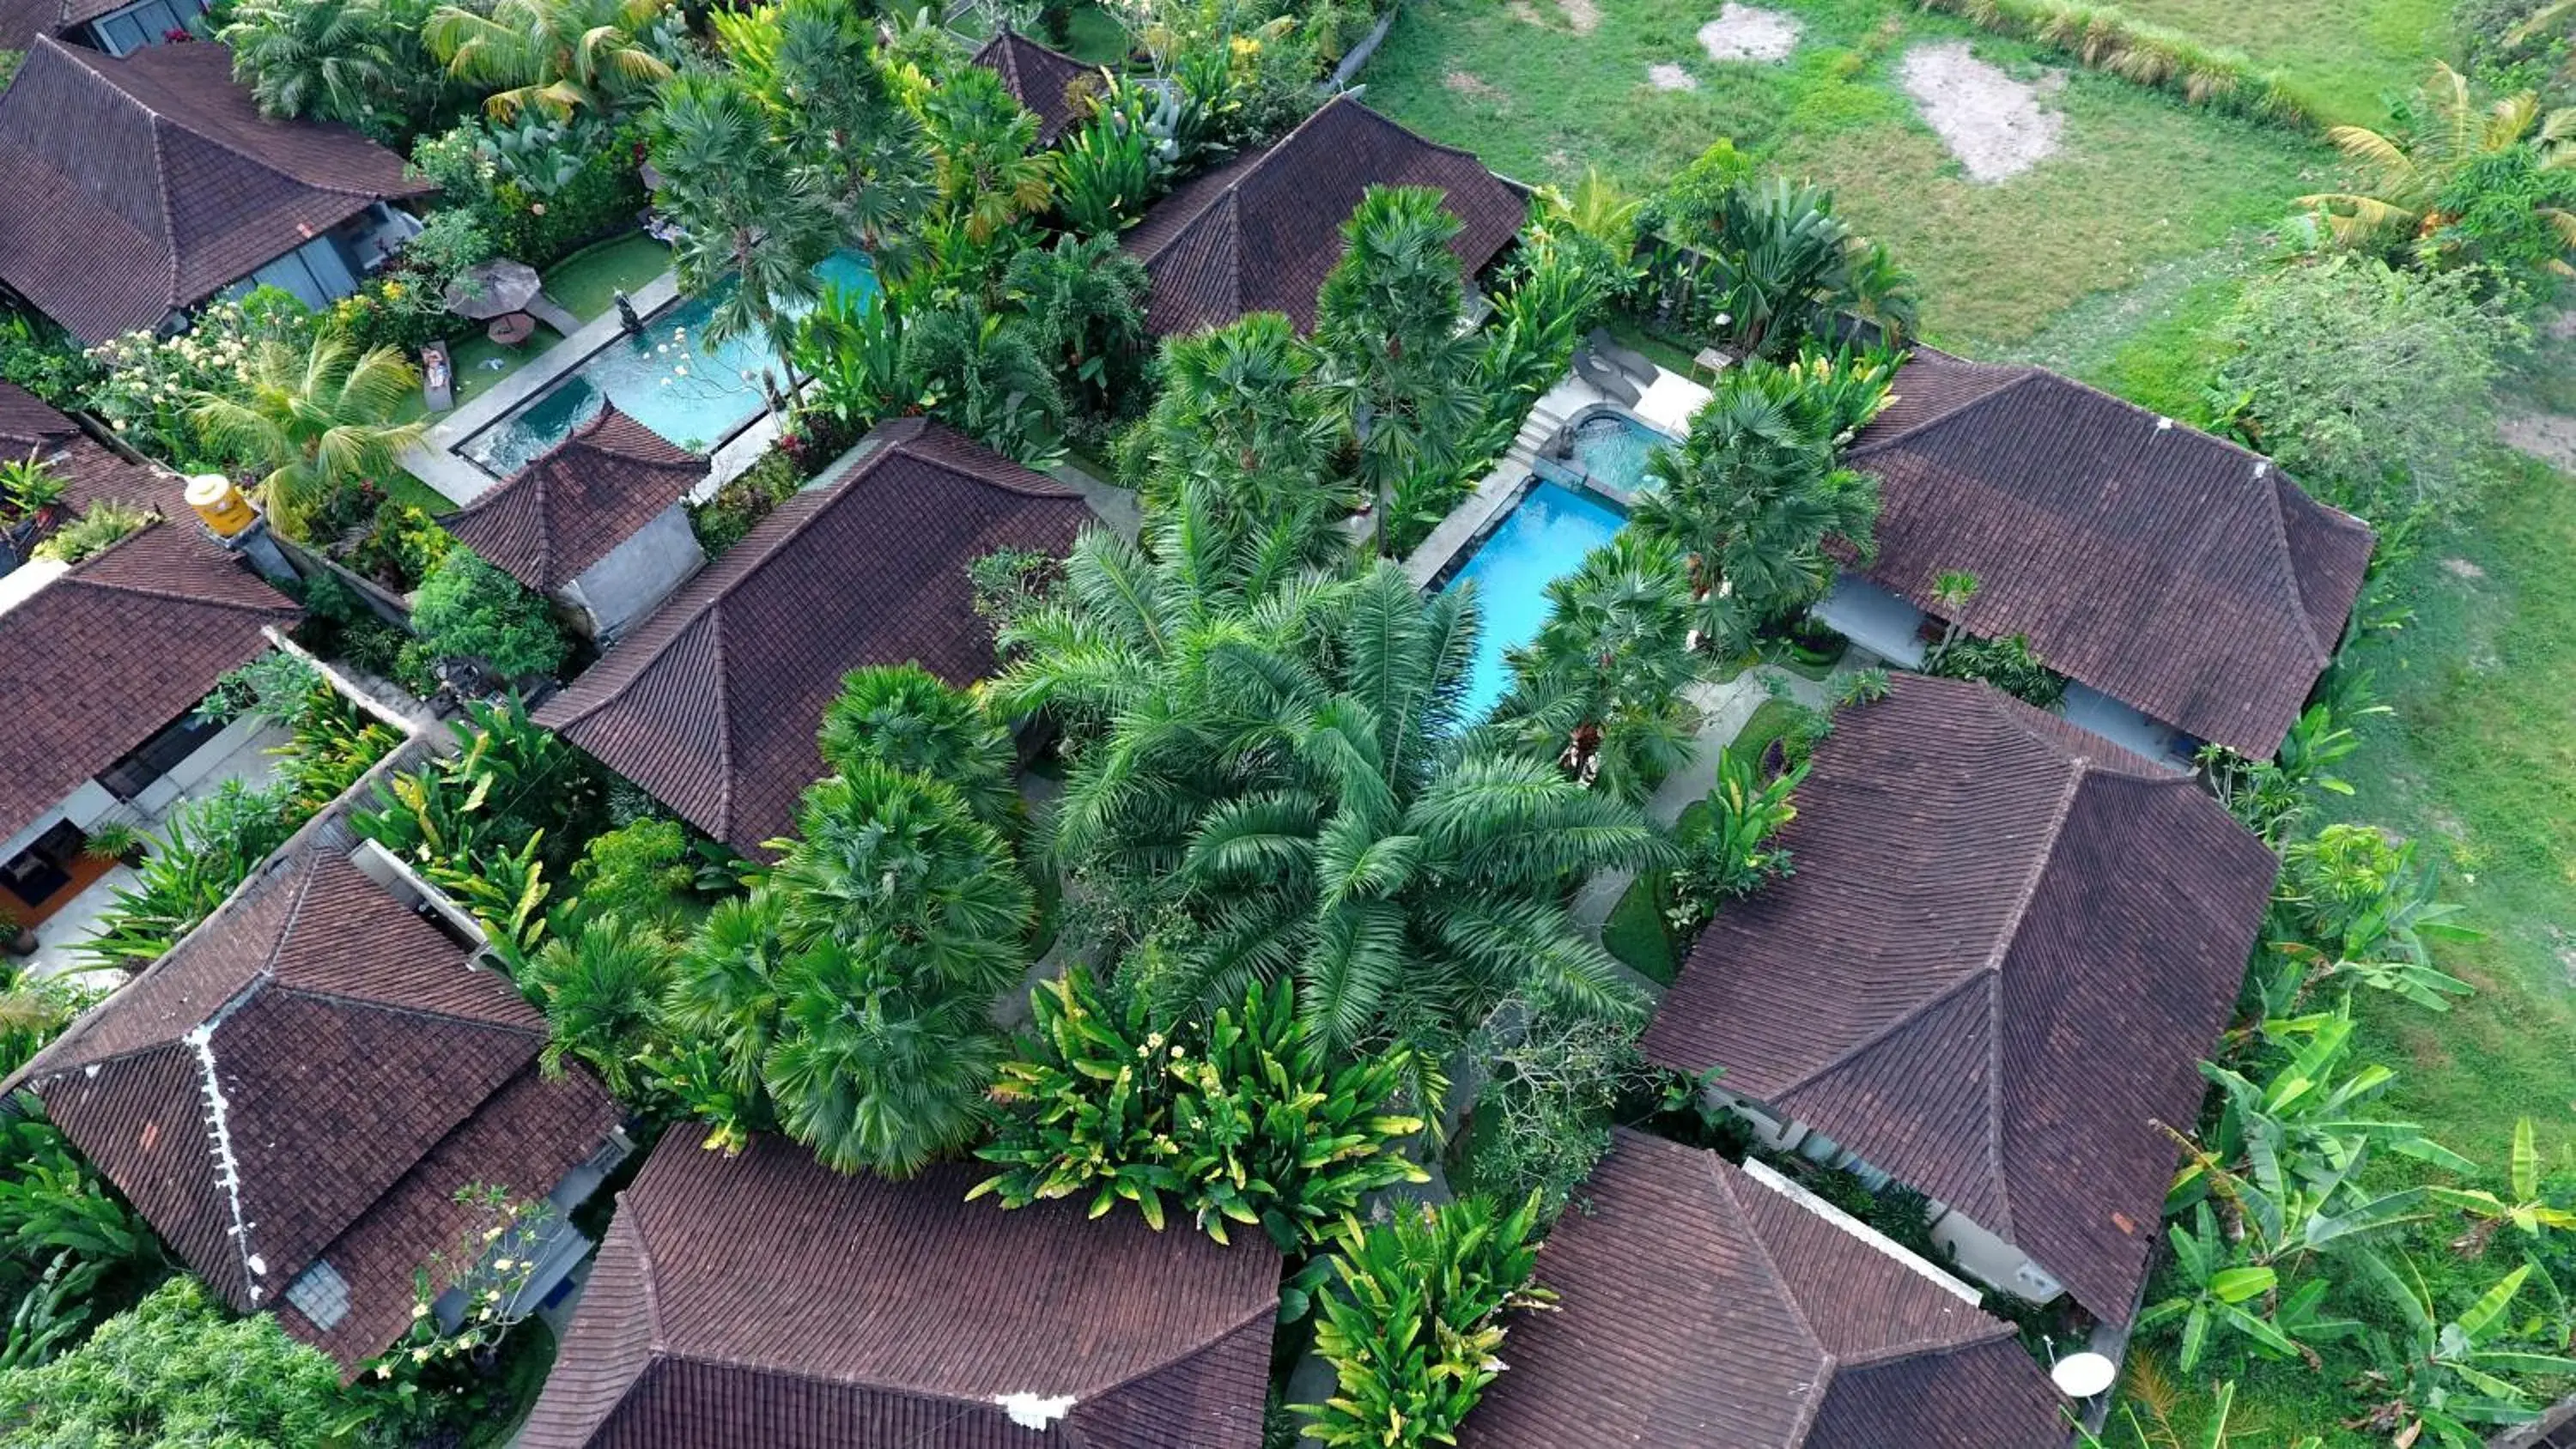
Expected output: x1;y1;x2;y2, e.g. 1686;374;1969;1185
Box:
444;259;543;320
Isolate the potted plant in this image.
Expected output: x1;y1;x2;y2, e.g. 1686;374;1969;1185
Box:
82;822;146;867
1;454;68;533
0;905;34;956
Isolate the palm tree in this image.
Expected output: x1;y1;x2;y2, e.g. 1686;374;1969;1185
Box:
765;933;999;1175
1134;312;1351;566
1490;531;1703;803
219;0;443;133
917;65;1056;244
1001;233;1150;417
189;334;425;540
713;0;933;264
900;297;1066;464
818;664;1018;832
1693;177;1860;357
1313;186;1489;553
2299;61;2576;273
649;69;838;410
521;915;670;1098
425;0;673;121
662;890;795;1110
1631;360;1880;655
997;551;1668;1049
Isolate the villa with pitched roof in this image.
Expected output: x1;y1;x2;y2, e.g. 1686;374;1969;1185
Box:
1814;349;2375;762
0;37;430;344
969;28;1098;146
1643;674;2278;1327
1461;1131;2068;1448
518;1134;1281;1448
4;817;629;1371
534;418;1090;858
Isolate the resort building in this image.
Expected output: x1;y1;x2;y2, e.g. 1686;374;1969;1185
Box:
442;404;708;644
1641;675;2278;1329
970;27;1098;146
1121;94;1527;338
517;1133;1282;1448
1460;1131;2069;1448
4;818;629;1371
0;0;208;57
534;418;1090;858
1814;349;2375;762
0;406;299;945
0;37;430;344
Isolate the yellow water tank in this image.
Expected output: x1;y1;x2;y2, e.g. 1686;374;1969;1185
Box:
184;475;259;539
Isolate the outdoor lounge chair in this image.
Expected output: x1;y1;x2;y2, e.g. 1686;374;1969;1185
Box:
421;342;453;413
1586;327;1660;385
1572;344;1643;409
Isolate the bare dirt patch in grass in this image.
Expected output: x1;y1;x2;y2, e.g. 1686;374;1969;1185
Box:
1557;0;1600;33
1444;70;1502;99
1647;61;1698;90
1899;41;2064;182
1697;3;1801;63
2441;556;2488;581
2500;409;2576;473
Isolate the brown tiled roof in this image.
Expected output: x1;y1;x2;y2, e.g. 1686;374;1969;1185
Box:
0;515;297;843
9;828;621;1369
1121;95;1527;336
1844;349;2375;757
0;381;184;513
969;28;1097;146
0;37;433;344
444;404;705;595
1463;1131;2068;1448
1641;675;2278;1325
515;1134;1281;1449
534;418;1087;858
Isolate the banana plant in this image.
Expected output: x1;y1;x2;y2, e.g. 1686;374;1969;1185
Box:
2344;1251;2576;1448
2080;1379;2325;1449
2428;1117;2576;1257
2137;1205;2305;1373
2185;1007;2471;1201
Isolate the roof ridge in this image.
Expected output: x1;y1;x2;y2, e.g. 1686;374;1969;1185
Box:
708;603;736;841
1830;1319;2017;1373
269;982;546;1040
199;846;330;1304
1057;1294;1280;1408
1844;361;2041;458
1709;1153;1834;1442
1768;948;2000;1098
2251;463;2336;670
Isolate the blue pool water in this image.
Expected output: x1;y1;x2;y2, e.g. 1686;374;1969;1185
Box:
1568;411;1672;495
1443;481;1628;720
459;249;881;476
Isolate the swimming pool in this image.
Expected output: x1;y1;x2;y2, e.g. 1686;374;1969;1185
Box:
1443;480;1628;720
1567;410;1673;499
458;249;880;476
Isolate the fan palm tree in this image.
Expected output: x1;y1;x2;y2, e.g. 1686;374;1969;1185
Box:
998;549;1667;1048
916;65;1056;244
1490;531;1704;803
1631;361;1880;655
189;334;424;541
219;0;443;133
425;0;673;121
765;933;1000;1175
1313;186;1488;553
1002;233;1150;416
521;915;671;1098
2300;60;2576;270
662;890;795;1109
819;664;1018;832
1135;312;1351;567
649;69;838;410
712;0;933;264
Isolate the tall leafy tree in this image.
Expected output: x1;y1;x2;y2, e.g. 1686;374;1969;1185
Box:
649;68;838;409
996;549;1667;1050
1630;352;1885;653
915;64;1056;244
712;0;933;264
1312;185;1488;550
1132;312;1350;568
426;0;674;121
1489;530;1703;803
188;333;425;540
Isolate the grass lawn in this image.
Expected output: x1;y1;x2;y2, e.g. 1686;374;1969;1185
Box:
393;233;673;424
2099;0;2452;125
1062;2;1131;64
1360;0;2331;351
374;470;456;517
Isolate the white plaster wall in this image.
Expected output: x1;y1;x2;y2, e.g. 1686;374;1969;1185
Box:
562;504;704;642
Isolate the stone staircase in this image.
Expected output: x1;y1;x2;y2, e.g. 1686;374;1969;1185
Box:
1502;393;1580;477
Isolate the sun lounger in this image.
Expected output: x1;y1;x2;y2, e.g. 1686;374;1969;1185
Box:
422;342;453;413
1572;344;1643;408
1585;328;1659;385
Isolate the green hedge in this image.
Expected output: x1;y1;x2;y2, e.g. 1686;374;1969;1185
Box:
1916;0;2318;129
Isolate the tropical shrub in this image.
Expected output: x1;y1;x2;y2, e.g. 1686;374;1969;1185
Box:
86;293;315;470
341;499;456;592
28;500;150;565
520;914;671;1096
1002;232;1151;425
188;330;425;541
1454;998;1645;1208
0;1113;167;1367
687;442;805;558
1490;530;1703;803
78;780;296;971
975;968;1428;1251
0;1278;349;1443
409;549;568;680
409;116;652;267
916;62;1056;244
1294;1193;1553;1449
2265;822;2478;1011
355;1185;556;1442
2342;1252;2576;1447
1664;745;1804;935
0;312;94;412
564;816;699;939
1920;630;2069;709
2213;254;2521;524
2196;695;2371;847
1054;104;1168;237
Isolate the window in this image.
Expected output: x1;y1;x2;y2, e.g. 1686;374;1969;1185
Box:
283;1259;351;1331
87;0;205;54
97;708;224;802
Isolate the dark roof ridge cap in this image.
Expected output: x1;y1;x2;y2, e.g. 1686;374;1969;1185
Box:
707;604;736;841
1058;1290;1282;1407
1829;1319;2018;1373
1709;1152;1835;1442
2249;457;2336;670
1324;92;1505;175
874;427;1083;500
1133;160;1249;264
1843;361;2044;458
1763;962;1999;1109
1965;683;2174;785
262;981;547;1041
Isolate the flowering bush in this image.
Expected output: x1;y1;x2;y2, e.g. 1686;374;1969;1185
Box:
85;291;313;468
360;1185;558;1443
410;117;649;269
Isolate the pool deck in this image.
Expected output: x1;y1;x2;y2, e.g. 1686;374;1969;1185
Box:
403;269;686;506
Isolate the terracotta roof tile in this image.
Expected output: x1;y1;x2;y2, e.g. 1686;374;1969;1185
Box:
1844;350;2376;756
969;28;1098;145
12;825;620;1369
444;404;705;594
1121;96;1526;336
534;419;1087;858
1461;1131;2068;1448
0;512;298;843
516;1134;1281;1448
1641;676;2278;1324
0;38;431;343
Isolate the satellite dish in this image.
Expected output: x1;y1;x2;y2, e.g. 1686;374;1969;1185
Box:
2051;1352;2117;1398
